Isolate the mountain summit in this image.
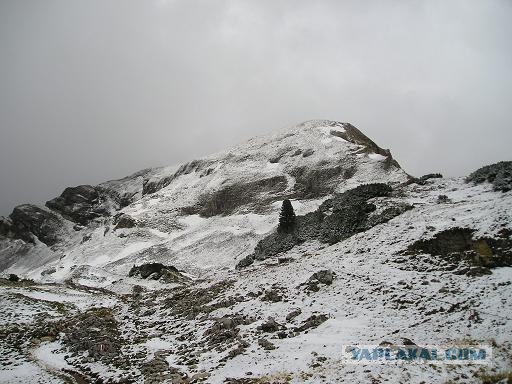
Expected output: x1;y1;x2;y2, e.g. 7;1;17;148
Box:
0;120;408;281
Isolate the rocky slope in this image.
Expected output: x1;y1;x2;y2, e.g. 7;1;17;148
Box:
0;120;511;384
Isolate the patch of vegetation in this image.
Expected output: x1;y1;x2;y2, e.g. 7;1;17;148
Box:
466;161;512;192
476;370;512;384
278;200;296;233
8;274;19;282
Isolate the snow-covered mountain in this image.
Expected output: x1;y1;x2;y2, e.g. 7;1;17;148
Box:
0;120;511;384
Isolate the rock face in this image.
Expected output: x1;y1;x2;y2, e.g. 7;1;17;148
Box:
0;204;67;246
45;185;115;225
189;175;289;217
466;161;512;192
332;123;400;169
404;227;512;275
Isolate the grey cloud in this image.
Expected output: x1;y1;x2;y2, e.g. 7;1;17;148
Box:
1;0;511;214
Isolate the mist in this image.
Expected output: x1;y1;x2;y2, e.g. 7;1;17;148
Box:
1;0;511;215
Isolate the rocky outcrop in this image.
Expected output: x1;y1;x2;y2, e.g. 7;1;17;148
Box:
333;123;401;169
46;185;116;225
142;160;215;195
128;263;188;283
405;173;443;186
466;161;512;192
1;204;67;246
99;167;157;207
404;227;512;275
113;213;137;230
237;183;410;268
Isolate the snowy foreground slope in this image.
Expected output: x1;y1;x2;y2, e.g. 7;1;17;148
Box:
0;120;511;384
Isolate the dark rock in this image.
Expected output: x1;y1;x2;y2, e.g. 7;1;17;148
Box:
41;267;57;276
309;269;334;285
142;175;175;195
81;233;92;243
204;317;240;346
62;308;122;364
302;149;314;157
286;309;302;321
411;173;443;185
257;317;282;333
163;279;235;319
401;338;417;346
46;185;115;225
128;263;186;283
4;204;67;245
332;123;401;169
258;338;276;350
466;161;512;192
260;289;283;303
114;213;137;230
289;164;357;199
242;183;401;266
404;227;512;274
8;274;19;282
294;314;329;332
437;195;450;203
269;147;292;163
236;255;255;269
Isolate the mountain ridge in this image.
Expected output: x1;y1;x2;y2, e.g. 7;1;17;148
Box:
1;121;511;384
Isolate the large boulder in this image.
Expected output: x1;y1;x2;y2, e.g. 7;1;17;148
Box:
128;263;188;283
113;213;137;230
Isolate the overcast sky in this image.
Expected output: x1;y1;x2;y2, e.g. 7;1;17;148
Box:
1;0;511;215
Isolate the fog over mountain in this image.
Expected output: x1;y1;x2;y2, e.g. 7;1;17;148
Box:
1;0;511;215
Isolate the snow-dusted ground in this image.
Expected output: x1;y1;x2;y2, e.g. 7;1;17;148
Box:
0;121;511;383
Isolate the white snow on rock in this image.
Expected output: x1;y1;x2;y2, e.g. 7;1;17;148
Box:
0;120;511;383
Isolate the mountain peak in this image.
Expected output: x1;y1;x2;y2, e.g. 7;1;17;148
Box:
0;120;409;279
